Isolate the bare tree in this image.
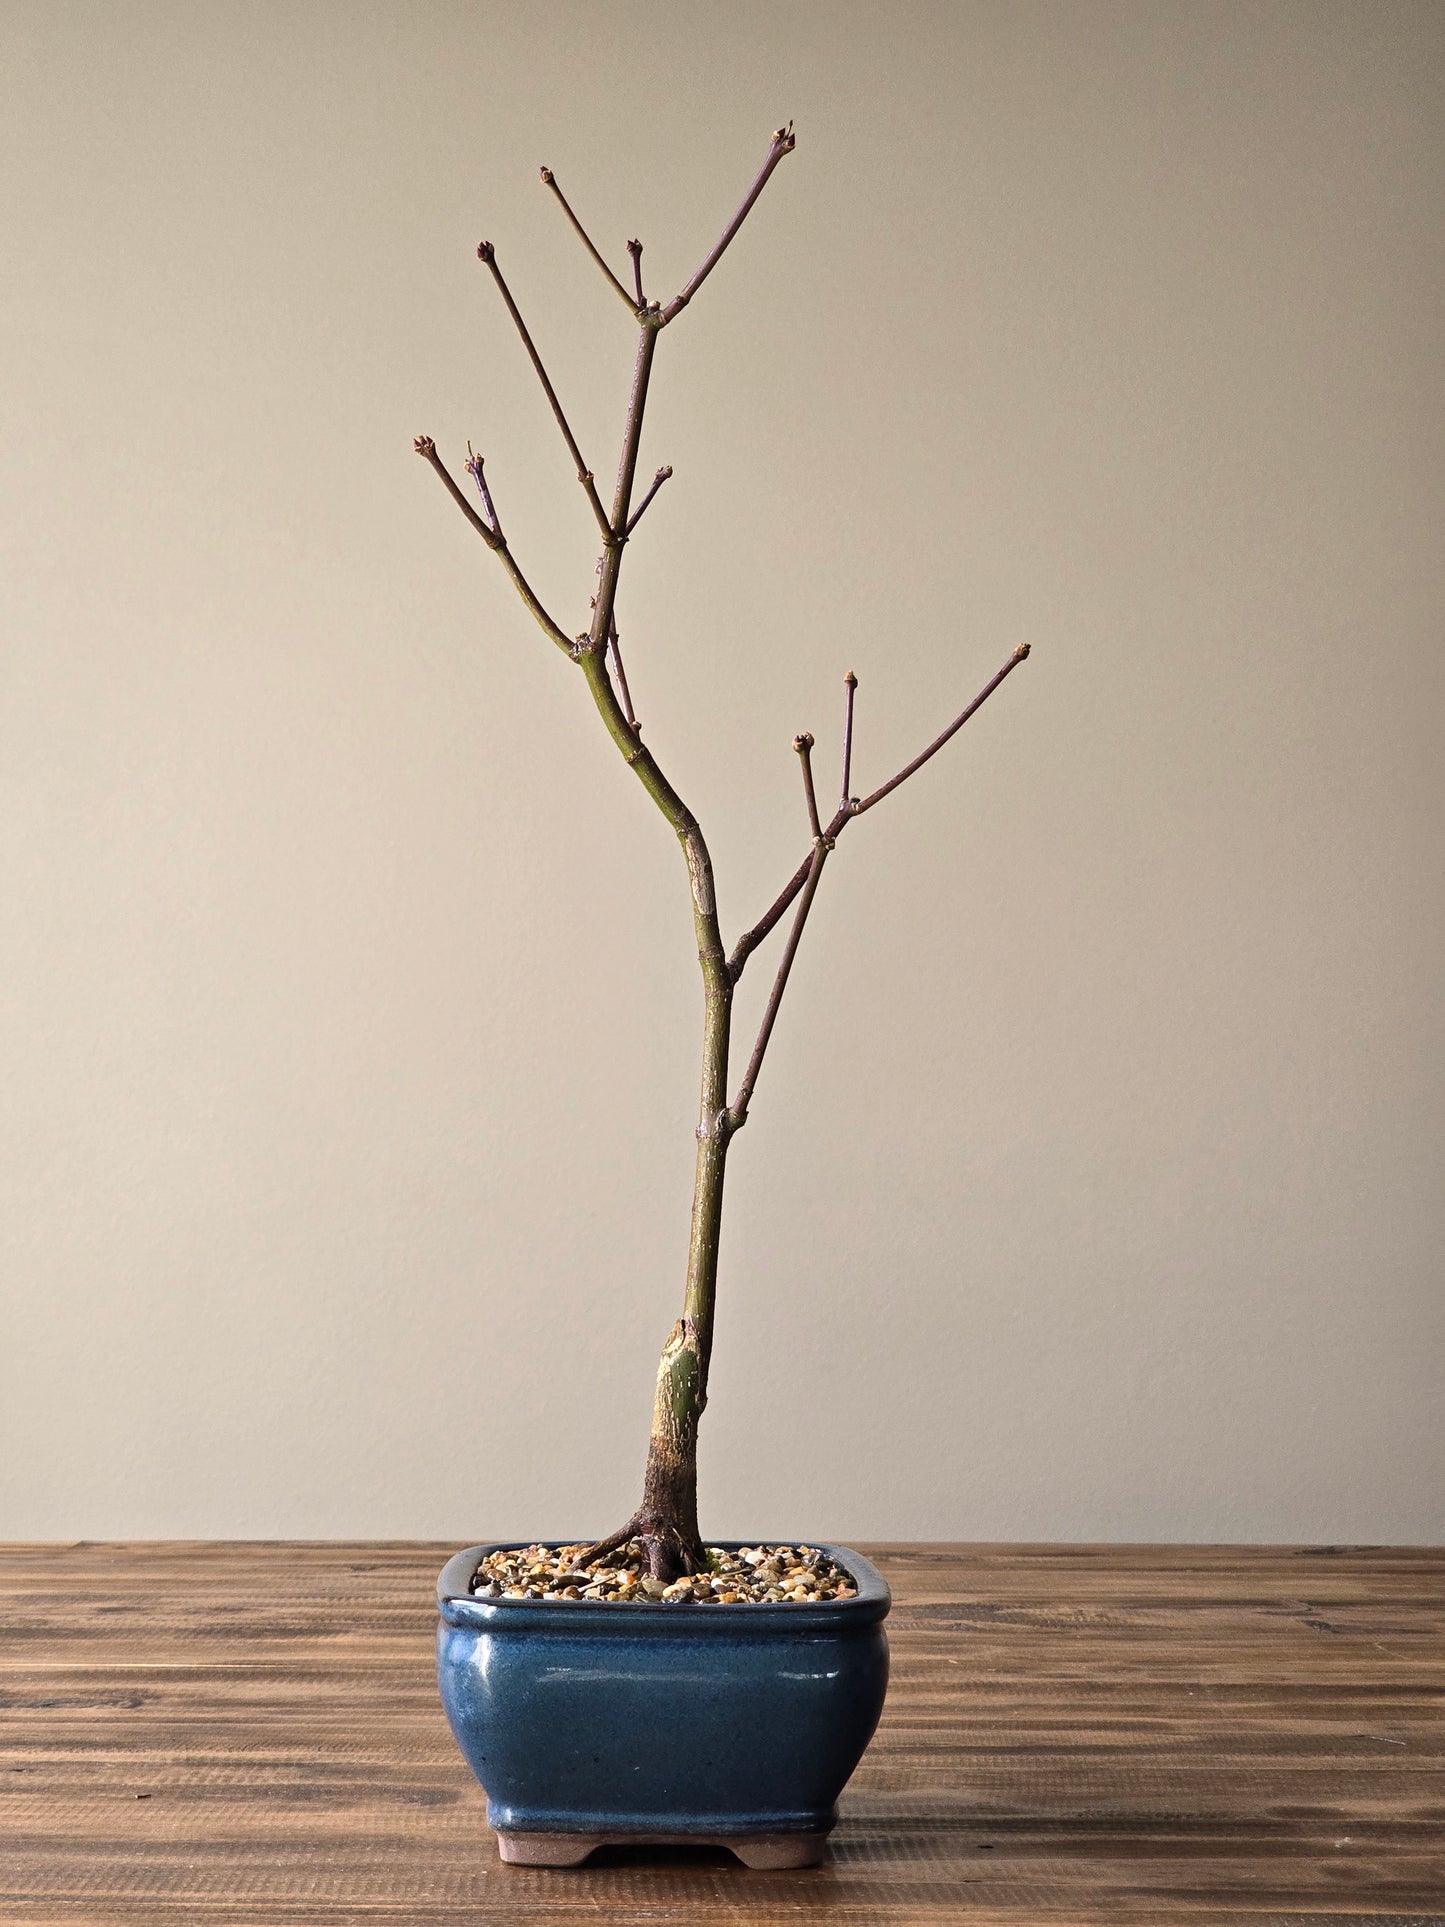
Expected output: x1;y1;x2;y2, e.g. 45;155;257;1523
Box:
416;127;1030;1582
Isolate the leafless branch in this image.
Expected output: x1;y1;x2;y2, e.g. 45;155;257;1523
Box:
841;671;858;804
413;435;573;655
726;843;828;1131
793;733;822;842
539;166;642;317
627;238;645;308
414;436;499;548
727;644;1030;981
624;465;673;538
661;124;796;324
855;644;1031;813
464;443;502;538
476;241;614;540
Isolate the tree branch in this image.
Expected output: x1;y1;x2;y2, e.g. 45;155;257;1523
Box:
855;643;1031;813
727;842;828;1131
726;644;1030;981
465;443;502;538
793;732;822;842
539;166;642;317
660;124;797;325
413;435;574;655
476;241;615;540
627;238;645;308
624;464;673;538
841;670;858;805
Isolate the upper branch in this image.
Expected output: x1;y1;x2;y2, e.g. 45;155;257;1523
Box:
476;241;615;541
855;643;1030;813
413;435;574;655
660;124;797;325
539;166;643;317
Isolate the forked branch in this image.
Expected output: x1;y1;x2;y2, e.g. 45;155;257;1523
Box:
413;435;573;655
727;643;1031;982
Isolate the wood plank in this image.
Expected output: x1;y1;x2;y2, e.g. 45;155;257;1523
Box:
1;1542;1441;1923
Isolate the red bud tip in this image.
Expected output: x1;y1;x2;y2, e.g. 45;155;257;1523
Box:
793;732;815;753
844;671;857;688
413;435;436;458
539;166;553;184
476;240;495;263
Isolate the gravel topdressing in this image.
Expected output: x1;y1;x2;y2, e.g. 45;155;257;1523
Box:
471;1541;858;1604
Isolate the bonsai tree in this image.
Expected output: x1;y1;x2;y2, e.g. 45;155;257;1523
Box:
416;126;1029;1584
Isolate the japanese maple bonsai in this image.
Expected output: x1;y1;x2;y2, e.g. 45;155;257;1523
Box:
416;124;1029;1588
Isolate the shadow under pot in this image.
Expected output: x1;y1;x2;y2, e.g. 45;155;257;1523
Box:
436;1540;890;1868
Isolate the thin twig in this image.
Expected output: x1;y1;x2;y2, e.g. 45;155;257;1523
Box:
465;443;502;538
539;167;642;316
476;241;614;540
793;733;822;842
609;617;638;730
624;465;673;538
727;843;828;1130
727;643;1030;980
855;644;1031;813
627;238;645;308
841;671;858;805
414;435;574;655
661;123;797;324
414;436;499;549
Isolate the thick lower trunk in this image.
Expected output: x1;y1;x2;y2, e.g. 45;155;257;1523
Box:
635;1316;705;1573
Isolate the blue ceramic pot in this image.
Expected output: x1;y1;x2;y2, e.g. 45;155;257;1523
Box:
436;1541;890;1866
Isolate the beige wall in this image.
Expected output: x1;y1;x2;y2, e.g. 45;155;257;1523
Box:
3;1;1441;1544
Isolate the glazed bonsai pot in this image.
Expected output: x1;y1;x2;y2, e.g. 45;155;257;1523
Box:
436;1540;890;1867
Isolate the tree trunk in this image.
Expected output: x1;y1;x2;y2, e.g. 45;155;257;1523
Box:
582;844;733;1581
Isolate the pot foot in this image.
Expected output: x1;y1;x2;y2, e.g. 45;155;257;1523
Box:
495;1828;829;1869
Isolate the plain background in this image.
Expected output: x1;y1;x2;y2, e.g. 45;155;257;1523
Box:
3;1;1441;1544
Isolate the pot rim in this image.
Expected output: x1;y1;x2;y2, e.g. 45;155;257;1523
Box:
437;1540;890;1633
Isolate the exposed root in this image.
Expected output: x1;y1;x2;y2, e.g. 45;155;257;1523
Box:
577;1511;705;1586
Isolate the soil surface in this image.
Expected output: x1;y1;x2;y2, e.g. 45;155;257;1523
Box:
471;1541;857;1604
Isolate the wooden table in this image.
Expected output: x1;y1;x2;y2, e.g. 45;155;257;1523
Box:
2;1543;1441;1923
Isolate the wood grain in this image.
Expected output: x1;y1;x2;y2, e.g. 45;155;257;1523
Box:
1;1542;1441;1923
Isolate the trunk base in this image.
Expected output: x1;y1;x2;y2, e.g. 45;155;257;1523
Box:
580;1316;707;1584
577;1510;705;1584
